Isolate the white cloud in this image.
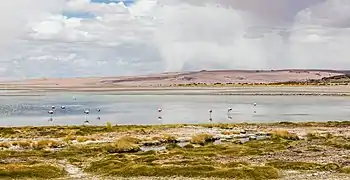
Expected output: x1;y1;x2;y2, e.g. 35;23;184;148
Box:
1;0;350;79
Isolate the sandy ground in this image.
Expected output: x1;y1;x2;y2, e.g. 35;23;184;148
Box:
0;69;346;88
0;69;349;96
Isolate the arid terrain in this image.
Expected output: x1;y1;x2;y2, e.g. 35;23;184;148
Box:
1;122;350;180
1;69;350;96
1;69;349;88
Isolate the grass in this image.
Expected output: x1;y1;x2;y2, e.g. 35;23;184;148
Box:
267;161;340;171
106;137;141;153
190;133;215;145
1;123;350;179
0;163;66;179
0;142;11;149
13;141;33;149
325;137;350;149
341;166;350;174
87;161;279;179
306;132;323;140
33;140;63;150
106;122;113;131
2;122;350;139
270;130;299;140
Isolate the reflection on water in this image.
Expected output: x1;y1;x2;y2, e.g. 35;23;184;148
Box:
0;93;350;126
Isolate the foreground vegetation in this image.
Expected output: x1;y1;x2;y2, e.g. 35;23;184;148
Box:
1;122;350;179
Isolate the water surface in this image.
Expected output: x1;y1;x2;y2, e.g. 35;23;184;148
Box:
0;93;349;126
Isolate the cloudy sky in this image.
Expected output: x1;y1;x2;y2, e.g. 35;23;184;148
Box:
0;0;350;79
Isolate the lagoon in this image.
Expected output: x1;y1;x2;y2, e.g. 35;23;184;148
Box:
0;93;350;126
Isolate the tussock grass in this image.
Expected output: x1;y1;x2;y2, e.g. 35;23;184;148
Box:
306;132;323;140
191;133;215;145
325;137;350;149
105;122;113;132
270;130;299;140
12;141;33;149
76;136;96;143
87;162;279;179
183;144;195;149
62;135;76;143
267;161;340;171
0;163;66;179
118;136;141;144
161;134;178;143
341;166;350;174
0;142;11;149
33;140;62;150
106;137;141;153
222;131;240;135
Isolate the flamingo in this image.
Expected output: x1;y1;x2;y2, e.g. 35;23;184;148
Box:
157;108;163;121
84;110;90;123
209;109;213;121
227;108;233;119
253;103;257;113
48;110;54;120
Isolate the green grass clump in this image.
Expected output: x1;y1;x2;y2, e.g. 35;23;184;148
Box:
271;130;299;140
0;163;66;179
62;135;76;143
161;134;178;143
106;138;141;153
76;136;96;143
340;166;350;174
13;141;33;149
325;137;350;149
267;161;340;171
33;140;62;150
106;122;113;131
183;144;195;149
119;136;141;144
190;133;215;145
0;142;11;149
86;160;279;179
306;132;323;140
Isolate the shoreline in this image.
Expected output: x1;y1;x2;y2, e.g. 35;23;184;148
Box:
1;85;350;96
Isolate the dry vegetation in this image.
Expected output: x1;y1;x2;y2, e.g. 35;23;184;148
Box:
0;121;350;179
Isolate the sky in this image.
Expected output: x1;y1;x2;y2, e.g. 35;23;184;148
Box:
0;0;350;79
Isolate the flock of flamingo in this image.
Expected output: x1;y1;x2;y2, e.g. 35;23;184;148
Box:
47;97;258;125
47;105;101;125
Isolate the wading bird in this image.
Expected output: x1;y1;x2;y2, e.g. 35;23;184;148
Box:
209;109;213;121
227;108;233;120
84;109;90;123
253;103;257;113
48;110;54;121
157;108;163;121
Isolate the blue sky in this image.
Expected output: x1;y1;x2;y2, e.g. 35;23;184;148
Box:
63;0;136;19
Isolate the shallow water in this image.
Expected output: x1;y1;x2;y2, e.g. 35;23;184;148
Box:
0;93;350;126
